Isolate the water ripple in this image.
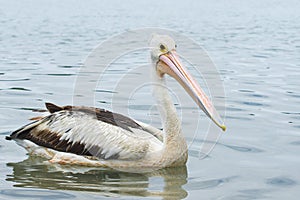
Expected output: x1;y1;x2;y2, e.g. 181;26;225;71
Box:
186;176;237;190
9;87;31;91
226;107;246;112
16;107;46;112
94;89;117;94
128;104;152;111
0;78;30;82
290;141;300;146
58;65;81;68
188;149;211;158
250;93;268;98
282;112;300;115
225;116;253;121
46;73;75;76
266;177;297;187
0;189;75;200
286;93;300;98
224;144;264;153
242;101;266;107
238;89;254;93
221;189;269;200
0;132;10;136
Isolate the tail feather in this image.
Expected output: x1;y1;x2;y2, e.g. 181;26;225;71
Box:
45;102;63;113
5;136;12;140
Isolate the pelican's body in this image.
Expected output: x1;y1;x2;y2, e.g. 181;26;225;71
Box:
6;34;225;170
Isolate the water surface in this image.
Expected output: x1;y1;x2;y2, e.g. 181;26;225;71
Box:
1;0;300;199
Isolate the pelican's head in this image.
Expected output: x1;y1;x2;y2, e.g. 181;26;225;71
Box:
149;34;226;131
150;34;177;62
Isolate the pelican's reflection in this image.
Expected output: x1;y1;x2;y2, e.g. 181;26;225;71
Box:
6;156;187;199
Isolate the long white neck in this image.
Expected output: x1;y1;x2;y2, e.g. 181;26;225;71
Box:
151;64;187;163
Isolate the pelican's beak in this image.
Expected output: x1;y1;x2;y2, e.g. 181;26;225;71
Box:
158;50;226;131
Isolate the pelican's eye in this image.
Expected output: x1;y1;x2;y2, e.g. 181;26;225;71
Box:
175;44;177;48
160;44;167;52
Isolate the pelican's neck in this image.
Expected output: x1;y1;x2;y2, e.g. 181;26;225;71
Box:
151;65;187;163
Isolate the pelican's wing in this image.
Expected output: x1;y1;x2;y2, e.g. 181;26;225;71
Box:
7;103;163;160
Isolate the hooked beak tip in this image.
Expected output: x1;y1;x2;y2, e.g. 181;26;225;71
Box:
221;125;226;132
211;116;226;132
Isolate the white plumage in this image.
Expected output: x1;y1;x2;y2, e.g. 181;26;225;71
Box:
7;34;225;170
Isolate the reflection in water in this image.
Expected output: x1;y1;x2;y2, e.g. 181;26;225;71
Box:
6;156;188;199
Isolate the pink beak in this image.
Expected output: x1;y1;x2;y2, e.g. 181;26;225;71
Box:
158;50;226;131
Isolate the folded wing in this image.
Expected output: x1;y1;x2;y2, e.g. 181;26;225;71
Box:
7;103;163;160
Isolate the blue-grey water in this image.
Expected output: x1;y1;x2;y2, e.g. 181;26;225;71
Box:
1;0;300;199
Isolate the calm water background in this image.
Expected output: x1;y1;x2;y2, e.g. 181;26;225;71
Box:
1;0;300;199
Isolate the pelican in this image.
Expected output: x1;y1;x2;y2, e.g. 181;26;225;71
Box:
6;34;226;170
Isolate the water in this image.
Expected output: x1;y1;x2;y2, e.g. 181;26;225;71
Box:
1;0;300;199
